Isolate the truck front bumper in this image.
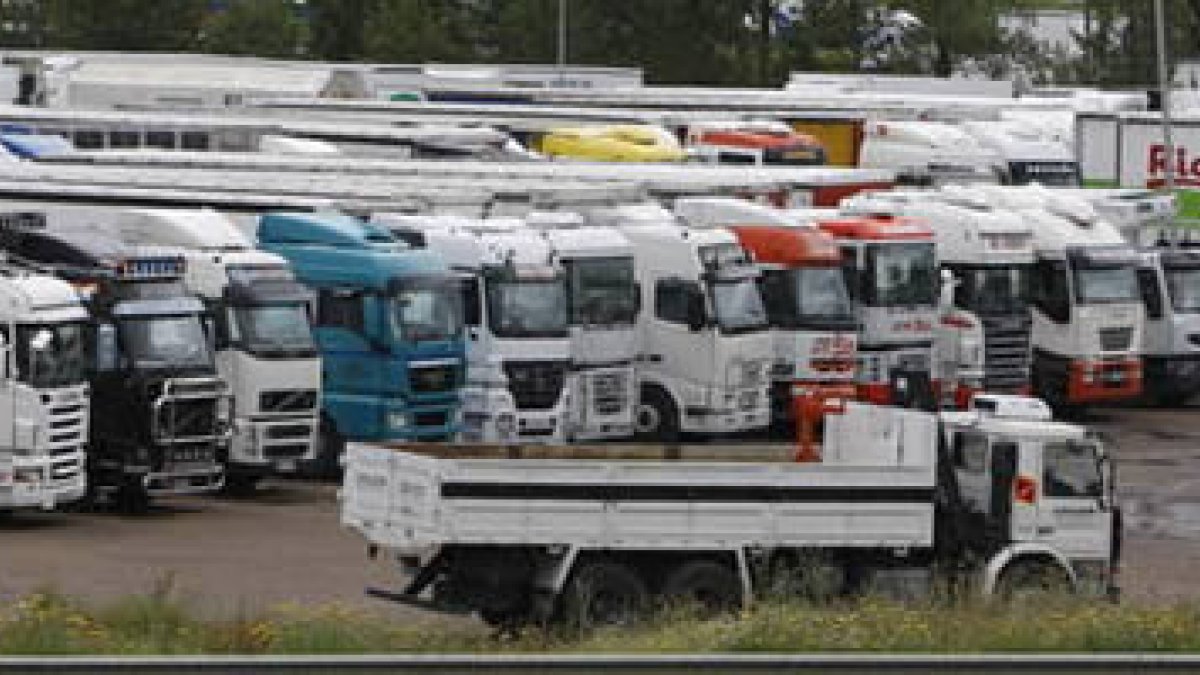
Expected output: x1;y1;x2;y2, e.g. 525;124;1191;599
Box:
0;462;86;510
141;465;224;496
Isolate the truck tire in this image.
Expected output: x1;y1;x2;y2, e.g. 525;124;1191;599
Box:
558;561;649;630
304;417;344;480
661;560;742;615
995;559;1072;600
634;387;680;443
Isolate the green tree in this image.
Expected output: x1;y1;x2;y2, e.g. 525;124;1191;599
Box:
308;0;368;60
202;0;307;58
361;0;477;63
885;0;1007;76
43;0;206;50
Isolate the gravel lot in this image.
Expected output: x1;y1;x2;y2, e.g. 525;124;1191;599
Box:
1;405;1198;616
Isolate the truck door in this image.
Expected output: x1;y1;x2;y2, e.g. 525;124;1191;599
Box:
650;277;715;413
313;288;387;434
1034;439;1111;560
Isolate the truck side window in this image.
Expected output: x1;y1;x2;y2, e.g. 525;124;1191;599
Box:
654;279;690;324
1033;259;1070;323
839;247;859;303
315;290;364;333
1136;268;1164;319
1043;442;1103;499
461;277;481;327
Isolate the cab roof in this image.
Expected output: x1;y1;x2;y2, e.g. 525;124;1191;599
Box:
816;215;933;241
729;225;841;265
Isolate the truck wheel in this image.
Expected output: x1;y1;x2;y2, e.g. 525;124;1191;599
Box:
559;561;648;630
634;387;680;443
115;483;151;515
995;560;1072;600
304;417;344;480
222;474;261;497
661;560;742;615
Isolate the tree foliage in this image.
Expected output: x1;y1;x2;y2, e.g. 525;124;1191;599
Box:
21;0;1200;87
201;0;306;58
43;0;207;51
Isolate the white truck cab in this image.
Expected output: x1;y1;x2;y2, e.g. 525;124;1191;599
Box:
379;214;572;444
525;212;640;441
0;267;89;511
860;120;1004;186
99;208;321;489
959;120;1080;187
585;203;772;439
842;186;1036;407
975;187;1144;410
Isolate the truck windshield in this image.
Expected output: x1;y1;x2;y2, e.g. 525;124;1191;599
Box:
231;304;317;357
487;279;569;339
566;257;638;326
763;267;855;330
15;322;87;388
866;242;937;307
954;266;1032;316
1072;264;1139;305
710;277;769;334
118;315;213;371
391;282;463;344
1043;441;1103;499
1164;266;1200;313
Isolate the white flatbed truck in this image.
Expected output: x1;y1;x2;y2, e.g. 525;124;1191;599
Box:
341;394;1120;628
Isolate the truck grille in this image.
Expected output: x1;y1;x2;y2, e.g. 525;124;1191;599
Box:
982;315;1032;391
166;443;216;466
1099;327;1134;352
413;411;447;428
265;424;312;440
410;364;459;394
259;389;317;413
504;361;568;411
157;399;218;440
590;371;628;416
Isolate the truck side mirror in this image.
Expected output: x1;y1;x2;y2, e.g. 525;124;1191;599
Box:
939;269;958;309
94;323;119;372
686;288;707;332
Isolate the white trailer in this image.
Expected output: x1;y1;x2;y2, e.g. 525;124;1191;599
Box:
342;394;1120;628
377;215;572;444
0;243;89;512
859;120;1003;186
585;203;773;440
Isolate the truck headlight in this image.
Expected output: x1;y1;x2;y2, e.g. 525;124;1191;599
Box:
495;413;516;437
387;411;409;431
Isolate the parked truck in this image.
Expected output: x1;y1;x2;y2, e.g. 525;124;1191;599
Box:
975;187;1144;410
525;211;641;441
379;215;572;444
840;186;1036;407
90;208;321;492
256;212;465;471
804;212;939;407
1135;247;1200;405
584;203;772;440
0;217;89;512
6;225;227;508
342;393;1121;628
685;120;827;166
673;197;857;453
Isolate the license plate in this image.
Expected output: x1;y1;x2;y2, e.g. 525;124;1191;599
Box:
1103;370;1124;383
278;460;296;473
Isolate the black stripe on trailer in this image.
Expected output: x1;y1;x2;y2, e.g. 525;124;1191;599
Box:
440;482;934;503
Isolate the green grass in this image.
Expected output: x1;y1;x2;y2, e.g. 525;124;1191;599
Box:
2;588;1199;655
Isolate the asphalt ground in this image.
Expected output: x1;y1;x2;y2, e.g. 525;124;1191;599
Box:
1;404;1198;616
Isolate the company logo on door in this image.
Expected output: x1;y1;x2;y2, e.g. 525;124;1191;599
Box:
1147;144;1200;187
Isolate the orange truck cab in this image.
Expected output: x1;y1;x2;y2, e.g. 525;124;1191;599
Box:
686;121;827;166
729;225;858;459
811;214;940;409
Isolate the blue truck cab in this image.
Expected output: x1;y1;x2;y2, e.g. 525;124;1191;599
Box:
257;212;465;461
